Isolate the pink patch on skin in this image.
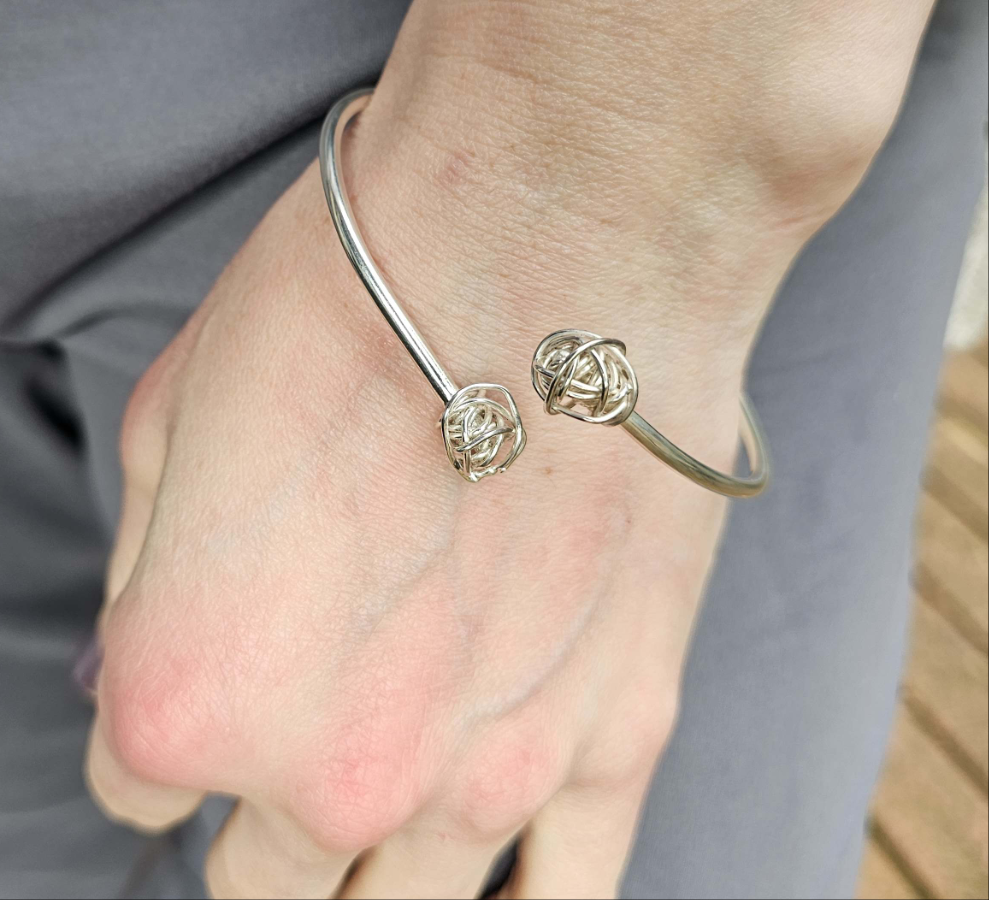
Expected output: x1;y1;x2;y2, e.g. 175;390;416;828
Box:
289;606;461;851
100;635;231;789
456;712;567;838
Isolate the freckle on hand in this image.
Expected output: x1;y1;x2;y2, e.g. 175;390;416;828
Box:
438;149;475;191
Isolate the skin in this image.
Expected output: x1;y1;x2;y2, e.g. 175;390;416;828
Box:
84;2;934;897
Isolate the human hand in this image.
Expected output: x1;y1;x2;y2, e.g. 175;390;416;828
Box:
84;2;932;897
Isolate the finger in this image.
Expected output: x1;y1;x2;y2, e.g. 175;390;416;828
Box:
206;800;356;900
104;302;207;613
341;826;509;900
103;478;156;610
91;434;159;666
76;479;154;698
85;720;204;833
506;783;646;900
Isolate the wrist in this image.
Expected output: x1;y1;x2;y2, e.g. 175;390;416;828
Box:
349;83;791;343
252;0;932;490
308;91;778;404
287;143;755;489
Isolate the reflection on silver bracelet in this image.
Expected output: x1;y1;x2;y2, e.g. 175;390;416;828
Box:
532;330;770;497
319;88;526;483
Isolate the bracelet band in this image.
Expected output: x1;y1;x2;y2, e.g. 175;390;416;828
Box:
532;330;770;497
319;88;526;482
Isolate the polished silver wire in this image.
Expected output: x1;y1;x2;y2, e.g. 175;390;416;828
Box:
319;88;526;482
320;88;455;402
533;333;638;426
533;330;770;497
441;384;526;483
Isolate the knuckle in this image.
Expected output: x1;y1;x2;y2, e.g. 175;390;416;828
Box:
100;630;219;787
289;721;425;853
455;729;566;838
578;687;679;791
631;686;680;758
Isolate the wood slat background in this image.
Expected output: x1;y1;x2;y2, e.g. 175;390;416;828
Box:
858;342;989;900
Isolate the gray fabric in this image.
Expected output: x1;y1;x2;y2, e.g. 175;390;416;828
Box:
627;4;989;895
0;1;986;897
0;0;412;332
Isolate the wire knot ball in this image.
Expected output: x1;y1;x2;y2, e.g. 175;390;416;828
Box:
531;330;638;426
441;384;527;482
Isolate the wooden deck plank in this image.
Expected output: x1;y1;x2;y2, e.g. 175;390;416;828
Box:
857;838;921;900
915;492;989;652
903;597;989;789
860;342;988;898
938;349;988;436
871;709;989;899
925;414;989;540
